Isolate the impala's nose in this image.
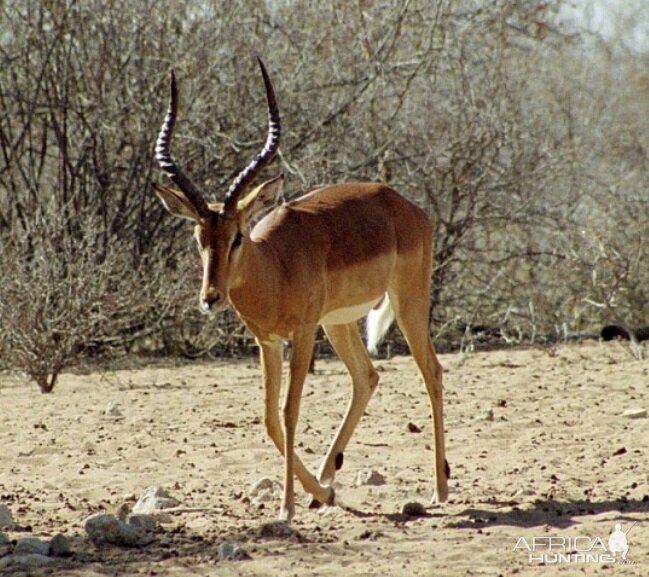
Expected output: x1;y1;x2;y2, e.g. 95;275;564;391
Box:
200;293;221;312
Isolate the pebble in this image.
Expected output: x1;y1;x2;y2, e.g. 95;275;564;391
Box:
217;542;251;561
406;422;422;433
0;554;53;569
114;502;132;521
0;505;14;529
248;477;278;496
104;401;123;418
482;408;495;422
14;537;50;556
355;469;387;486
622;408;647;419
49;533;72;557
254;520;301;540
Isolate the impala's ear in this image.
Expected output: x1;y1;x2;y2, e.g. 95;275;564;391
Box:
153;183;202;222
237;174;285;225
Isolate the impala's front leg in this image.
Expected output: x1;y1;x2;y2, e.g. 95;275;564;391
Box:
258;336;334;522
281;327;317;521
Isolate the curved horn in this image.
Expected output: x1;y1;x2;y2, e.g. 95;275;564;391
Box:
222;57;281;215
155;70;210;219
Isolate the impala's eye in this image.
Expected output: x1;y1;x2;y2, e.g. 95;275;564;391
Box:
231;230;243;252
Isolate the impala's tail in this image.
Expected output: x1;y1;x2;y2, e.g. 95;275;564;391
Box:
366;294;395;355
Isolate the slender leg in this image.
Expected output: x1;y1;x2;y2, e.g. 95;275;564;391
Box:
280;327;318;521
392;295;449;503
317;322;379;485
258;335;334;522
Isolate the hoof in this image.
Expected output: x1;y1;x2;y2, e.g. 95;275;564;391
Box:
308;486;335;510
278;505;294;523
431;488;448;505
308;497;323;510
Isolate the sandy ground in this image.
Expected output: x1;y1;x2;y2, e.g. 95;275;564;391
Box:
0;340;647;576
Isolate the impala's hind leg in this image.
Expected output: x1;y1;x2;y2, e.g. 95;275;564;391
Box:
391;292;449;503
316;322;379;486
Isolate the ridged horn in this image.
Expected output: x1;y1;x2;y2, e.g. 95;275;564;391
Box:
155;70;210;219
222;57;281;215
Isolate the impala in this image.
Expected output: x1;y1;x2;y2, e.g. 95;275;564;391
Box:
153;58;449;522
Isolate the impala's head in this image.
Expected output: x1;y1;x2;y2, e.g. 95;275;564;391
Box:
153;58;283;313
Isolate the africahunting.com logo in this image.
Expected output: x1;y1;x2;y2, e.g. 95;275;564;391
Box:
513;522;637;564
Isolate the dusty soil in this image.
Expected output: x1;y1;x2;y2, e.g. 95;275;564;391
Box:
0;340;647;576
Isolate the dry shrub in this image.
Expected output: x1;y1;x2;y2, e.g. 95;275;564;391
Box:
0;214;176;392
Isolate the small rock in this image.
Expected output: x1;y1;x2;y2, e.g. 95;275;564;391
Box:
402;501;427;517
254;520;301;540
355;469;387;486
104;401;124;419
85;514;123;545
248;478;281;507
217;542;251;561
132;486;181;515
406;422;422;433
0;554;53;569
622;408;647;419
482;409;495;422
14;537;50;556
0;505;14;529
127;514;157;534
49;533;72;557
511;487;534;498
104;401;123;418
0;532;11;558
248;477;278;497
114;502;132;521
85;513;153;547
82;441;97;454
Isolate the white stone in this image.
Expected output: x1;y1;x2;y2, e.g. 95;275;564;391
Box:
104;401;123;417
355;470;387;487
248;477;277;496
622;408;647;419
482;408;495;421
132;486;180;514
248;478;281;506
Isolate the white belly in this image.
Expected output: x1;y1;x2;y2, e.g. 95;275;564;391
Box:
318;298;382;325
